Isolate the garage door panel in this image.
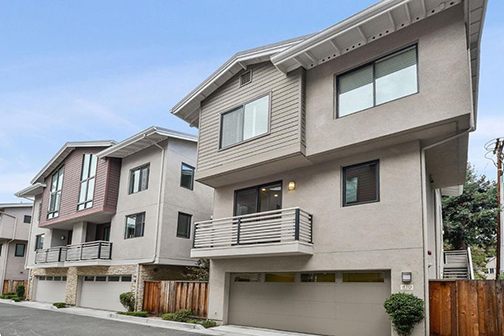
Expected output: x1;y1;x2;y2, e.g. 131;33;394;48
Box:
79;276;132;311
34;278;66;303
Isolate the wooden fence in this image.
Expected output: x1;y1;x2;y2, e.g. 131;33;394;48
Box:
143;281;209;318
430;280;504;336
2;280;27;296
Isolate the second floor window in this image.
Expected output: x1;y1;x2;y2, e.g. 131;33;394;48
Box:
180;163;195;190
15;243;25;257
177;212;192;239
220;94;270;148
343;160;379;206
78;154;98;211
235;181;282;216
130;164;149;194
23;215;31;223
125;212;145;239
35;234;45;250
48;166;64;219
337;45;418;117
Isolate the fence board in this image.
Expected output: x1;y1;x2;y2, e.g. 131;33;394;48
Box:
143;281;208;318
430;280;504;336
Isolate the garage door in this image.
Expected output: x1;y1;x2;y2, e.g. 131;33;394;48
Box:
228;271;391;336
34;276;67;303
79;275;132;311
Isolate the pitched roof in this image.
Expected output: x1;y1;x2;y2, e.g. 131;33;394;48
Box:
171;0;487;126
0;202;33;209
96;126;197;159
30;140;116;184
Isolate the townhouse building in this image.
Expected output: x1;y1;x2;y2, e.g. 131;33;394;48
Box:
171;0;487;335
16;127;213;311
0;203;32;293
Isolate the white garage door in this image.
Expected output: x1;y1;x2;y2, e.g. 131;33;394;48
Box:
34;276;67;303
229;271;391;336
79;275;132;311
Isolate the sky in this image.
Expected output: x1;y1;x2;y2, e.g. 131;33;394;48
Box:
0;0;502;203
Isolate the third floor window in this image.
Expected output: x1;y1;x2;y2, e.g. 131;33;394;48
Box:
78;154;97;211
337;45;418;117
220;94;270;148
48;166;64;219
129;164;149;194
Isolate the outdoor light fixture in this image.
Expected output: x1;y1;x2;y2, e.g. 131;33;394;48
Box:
60;235;66;240
288;181;296;191
401;272;412;284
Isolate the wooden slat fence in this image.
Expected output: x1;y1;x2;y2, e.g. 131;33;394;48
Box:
2;280;28;296
430;280;504;336
143;281;208;318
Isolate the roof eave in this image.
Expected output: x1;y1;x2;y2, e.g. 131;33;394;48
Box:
15;183;46;198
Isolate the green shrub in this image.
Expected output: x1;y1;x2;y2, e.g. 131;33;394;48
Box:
3;292;15;296
119;292;135;312
11;297;21;302
117;311;148;317
161;309;192;322
186;319;199;324
200;319;217;328
161;313;177;321
384;293;425;336
1;294;17;299
53;302;66;309
15;285;25;299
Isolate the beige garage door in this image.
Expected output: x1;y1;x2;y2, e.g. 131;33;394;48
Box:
34;276;67;303
78;275;132;311
228;271;391;336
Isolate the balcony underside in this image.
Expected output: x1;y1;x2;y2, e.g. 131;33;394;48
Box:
191;241;314;259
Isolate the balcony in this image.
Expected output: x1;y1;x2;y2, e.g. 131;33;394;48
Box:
191;207;313;259
35;241;112;264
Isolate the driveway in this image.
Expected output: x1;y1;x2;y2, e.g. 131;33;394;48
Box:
0;303;200;336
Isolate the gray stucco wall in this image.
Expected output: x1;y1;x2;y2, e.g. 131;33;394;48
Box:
208;141;426;335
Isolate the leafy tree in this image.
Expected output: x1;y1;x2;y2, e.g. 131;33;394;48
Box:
442;164;498;250
183;258;210;281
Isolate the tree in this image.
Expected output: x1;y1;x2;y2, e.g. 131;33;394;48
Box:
442;164;498;250
183;258;210;281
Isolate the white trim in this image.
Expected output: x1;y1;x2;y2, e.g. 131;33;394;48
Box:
0;202;34;208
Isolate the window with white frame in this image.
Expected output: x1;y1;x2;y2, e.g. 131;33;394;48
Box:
35;234;44;250
48;166;64;219
220;94;270;148
78;154;97;211
337;45;418;117
125;212;145;239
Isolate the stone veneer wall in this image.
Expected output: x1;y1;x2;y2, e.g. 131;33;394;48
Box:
28;264;186;309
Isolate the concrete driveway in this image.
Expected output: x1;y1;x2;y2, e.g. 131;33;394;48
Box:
0;303;200;336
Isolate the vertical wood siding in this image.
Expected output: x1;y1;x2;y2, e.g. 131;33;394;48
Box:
105;158;121;210
39;147;119;226
198;61;304;173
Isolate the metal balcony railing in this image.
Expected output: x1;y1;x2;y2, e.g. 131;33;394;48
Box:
193;207;312;249
35;241;112;264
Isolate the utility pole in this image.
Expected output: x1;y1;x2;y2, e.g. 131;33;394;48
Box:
494;139;503;276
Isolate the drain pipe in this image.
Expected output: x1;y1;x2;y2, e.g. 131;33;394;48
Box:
0;211;19;293
134;131;166;310
420;49;476;335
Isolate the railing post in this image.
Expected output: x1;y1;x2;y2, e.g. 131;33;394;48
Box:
80;244;83;261
237;217;242;245
58;247;62;262
192;223;197;248
294;208;300;241
98;242;102;259
45;249;48;263
309;214;313;243
109;243;113;259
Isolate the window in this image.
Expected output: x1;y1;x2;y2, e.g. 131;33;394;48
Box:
54;276;62;281
84;276;94;281
342;272;385;283
220;94;270;148
265;273;295;283
125;212;145;239
235;181;282;216
46;276;53;281
234;273;260;282
108;276;120;282
78;154;97;211
48;166;64;219
121;275;132;282
300;273;336;283
343;161;379;206
177;212;192;239
95;276;106;281
337;45;418;117
180;163;195;190
39;276;46;281
23;215;31;223
35;234;45;250
0;244;2;256
489;268;495;274
15;244;25;257
129;164;149;194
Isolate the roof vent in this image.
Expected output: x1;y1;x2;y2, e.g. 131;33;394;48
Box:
240;70;252;86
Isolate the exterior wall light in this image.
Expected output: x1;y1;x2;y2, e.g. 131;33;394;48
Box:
288;181;296;191
401;272;412;284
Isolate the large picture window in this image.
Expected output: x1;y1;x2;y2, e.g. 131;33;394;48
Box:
48;166;64;219
220;94;270;148
78;154;97;211
125;212;145;239
234;181;282;216
343;160;379;206
337;45;417;117
129;164;149;194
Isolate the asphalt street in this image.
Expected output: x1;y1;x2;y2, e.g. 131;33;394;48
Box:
0;303;200;336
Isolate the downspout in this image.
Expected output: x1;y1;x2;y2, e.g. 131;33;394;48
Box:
420;48;476;335
0;211;19;293
134;132;166;310
20;197;35;271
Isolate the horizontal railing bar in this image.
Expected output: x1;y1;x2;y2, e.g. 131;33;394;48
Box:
195;207;303;224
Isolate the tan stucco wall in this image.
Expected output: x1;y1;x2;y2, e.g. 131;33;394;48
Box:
207;141;427;336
